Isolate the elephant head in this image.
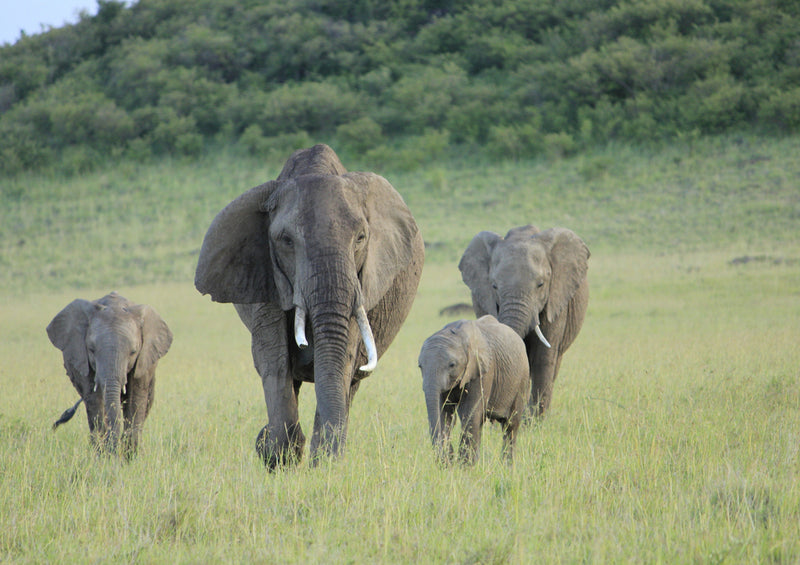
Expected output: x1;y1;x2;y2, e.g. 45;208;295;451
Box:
195;144;423;463
459;225;589;344
419;319;487;463
459;225;590;417
46;292;173;455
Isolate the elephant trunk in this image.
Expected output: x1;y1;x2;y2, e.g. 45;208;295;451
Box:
303;250;367;457
423;380;449;462
95;355;127;453
498;299;551;348
497;299;533;339
294;302;377;371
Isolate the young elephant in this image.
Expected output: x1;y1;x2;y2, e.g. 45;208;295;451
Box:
419;315;530;465
46;292;173;456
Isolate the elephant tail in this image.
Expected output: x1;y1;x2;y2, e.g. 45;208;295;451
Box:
52;398;83;430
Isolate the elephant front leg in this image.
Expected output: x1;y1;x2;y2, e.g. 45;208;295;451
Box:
257;375;305;469
84;389;105;451
527;340;561;418
122;378;154;458
456;392;485;465
236;302;304;470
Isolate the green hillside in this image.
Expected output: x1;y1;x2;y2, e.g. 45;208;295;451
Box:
1;0;799;175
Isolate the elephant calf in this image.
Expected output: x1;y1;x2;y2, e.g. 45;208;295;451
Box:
47;292;173;457
419;315;530;465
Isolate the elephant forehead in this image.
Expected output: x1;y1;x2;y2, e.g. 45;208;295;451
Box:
423;328;465;352
90;308;139;341
290;176;364;227
495;240;545;266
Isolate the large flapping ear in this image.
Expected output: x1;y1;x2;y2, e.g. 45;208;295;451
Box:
458;231;502;317
277;144;347;180
195;181;278;304
537;228;590;323
346;172;421;311
128;304;173;381
46;299;97;379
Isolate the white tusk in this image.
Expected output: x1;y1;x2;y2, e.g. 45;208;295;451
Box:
356;305;378;372
294;307;308;348
534;325;551;348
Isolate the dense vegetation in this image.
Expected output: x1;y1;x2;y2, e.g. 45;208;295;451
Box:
1;0;799;175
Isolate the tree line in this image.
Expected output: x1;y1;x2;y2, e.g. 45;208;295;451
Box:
1;0;798;175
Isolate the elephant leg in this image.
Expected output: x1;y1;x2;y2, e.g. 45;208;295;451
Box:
121;378;153;458
84;389;105;450
257;375;305;469
500;412;522;463
236;302;305;470
456;392;484;465
528;344;560;417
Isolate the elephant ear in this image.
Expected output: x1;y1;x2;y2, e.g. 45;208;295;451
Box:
458;231;503;317
195;181;278;304
128;304;173;381
458;320;488;389
538;228;590;324
46;299;98;379
346;172;420;311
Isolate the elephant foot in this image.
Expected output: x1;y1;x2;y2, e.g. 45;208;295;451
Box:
255;424;306;471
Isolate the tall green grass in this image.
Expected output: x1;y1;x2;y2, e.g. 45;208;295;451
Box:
1;135;799;562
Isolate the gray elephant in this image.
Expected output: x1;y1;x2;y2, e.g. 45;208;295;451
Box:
46;292;173;456
195;144;424;469
459;225;589;417
419;315;530;465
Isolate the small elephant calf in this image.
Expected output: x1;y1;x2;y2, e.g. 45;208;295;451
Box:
47;292;173;456
419;315;530;465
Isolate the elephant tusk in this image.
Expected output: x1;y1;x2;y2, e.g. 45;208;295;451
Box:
294;307;308;348
534;325;552;348
356;305;378;372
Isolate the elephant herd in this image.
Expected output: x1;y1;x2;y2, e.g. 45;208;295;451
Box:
47;144;590;467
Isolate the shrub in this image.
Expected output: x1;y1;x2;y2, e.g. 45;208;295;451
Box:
336;117;384;154
239;124;270;156
258;81;363;136
758;87;800;132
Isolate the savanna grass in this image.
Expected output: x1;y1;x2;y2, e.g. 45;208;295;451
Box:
1;135;799;562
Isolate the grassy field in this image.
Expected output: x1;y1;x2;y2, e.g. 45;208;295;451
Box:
1;135;799;562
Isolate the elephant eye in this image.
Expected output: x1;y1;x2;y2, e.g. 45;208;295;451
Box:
278;233;293;247
537;281;544;288
448;361;456;368
491;283;498;290
356;232;366;245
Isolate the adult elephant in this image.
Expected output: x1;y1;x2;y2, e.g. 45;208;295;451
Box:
459;225;589;417
195;144;424;469
46;292;173;456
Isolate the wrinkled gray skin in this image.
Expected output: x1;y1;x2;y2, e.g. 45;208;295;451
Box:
419;315;530;465
459;225;589;417
46;292;173;456
195;144;424;469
